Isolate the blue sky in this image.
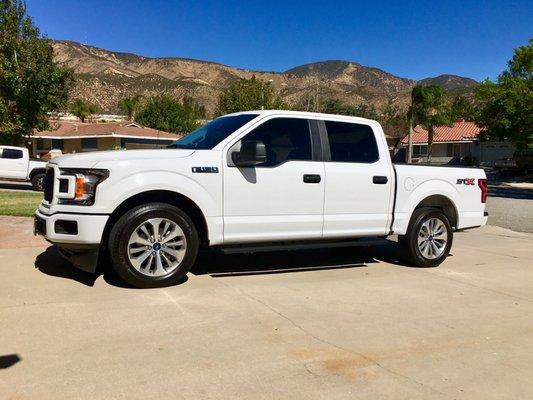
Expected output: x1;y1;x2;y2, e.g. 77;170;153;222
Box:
26;0;532;81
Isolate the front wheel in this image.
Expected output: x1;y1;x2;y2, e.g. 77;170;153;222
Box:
31;173;45;191
108;203;199;288
398;207;453;267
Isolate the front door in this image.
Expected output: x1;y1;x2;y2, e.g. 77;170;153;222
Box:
223;117;325;244
322;120;394;238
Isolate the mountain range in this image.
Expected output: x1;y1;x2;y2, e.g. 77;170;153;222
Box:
52;40;478;116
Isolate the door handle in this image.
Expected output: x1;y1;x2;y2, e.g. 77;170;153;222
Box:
373;176;388;184
303;174;321;183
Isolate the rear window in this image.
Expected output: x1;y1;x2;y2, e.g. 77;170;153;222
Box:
1;148;23;159
325;121;379;163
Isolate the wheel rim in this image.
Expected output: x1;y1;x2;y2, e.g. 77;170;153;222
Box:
127;218;187;277
417;217;448;260
35;176;44;191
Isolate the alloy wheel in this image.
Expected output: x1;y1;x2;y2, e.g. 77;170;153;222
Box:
127;218;187;277
417;217;448;259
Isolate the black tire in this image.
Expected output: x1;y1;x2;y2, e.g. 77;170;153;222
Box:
398;207;453;268
108;202;199;288
31;173;45;191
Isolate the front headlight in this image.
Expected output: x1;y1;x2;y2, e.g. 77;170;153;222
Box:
58;168;109;206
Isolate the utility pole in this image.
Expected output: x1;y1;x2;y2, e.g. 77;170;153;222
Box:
314;76;320;112
261;79;273;110
407;107;413;163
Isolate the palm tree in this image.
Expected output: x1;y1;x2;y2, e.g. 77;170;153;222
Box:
119;95;141;120
70;99;98;123
409;85;453;162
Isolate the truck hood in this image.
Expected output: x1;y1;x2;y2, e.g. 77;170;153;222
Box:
50;149;195;168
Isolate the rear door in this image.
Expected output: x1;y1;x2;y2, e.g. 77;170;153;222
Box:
321;120;394;238
223;117;325;243
0;147;27;179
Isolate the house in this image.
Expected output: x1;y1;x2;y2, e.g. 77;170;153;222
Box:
400;119;515;165
30;121;181;158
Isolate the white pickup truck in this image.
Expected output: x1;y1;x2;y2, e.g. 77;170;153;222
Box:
0;146;48;191
34;111;488;288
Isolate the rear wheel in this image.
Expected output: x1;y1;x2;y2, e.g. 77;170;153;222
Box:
108;203;199;288
399;207;453;267
31;173;45;191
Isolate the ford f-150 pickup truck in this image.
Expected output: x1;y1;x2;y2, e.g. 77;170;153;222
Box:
0;146;47;191
34;111;488;288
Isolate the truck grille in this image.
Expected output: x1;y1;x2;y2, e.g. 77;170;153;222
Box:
43;168;54;202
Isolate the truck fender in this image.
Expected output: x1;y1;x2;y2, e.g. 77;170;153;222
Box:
394;179;461;235
97;170;223;245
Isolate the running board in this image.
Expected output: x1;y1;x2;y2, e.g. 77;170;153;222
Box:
217;238;388;255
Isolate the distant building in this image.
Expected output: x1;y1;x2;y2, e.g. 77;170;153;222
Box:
30;121;181;158
400;119;515;165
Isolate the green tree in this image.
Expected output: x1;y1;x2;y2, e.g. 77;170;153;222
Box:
320;98;380;120
118;95;141;120
475;39;533;149
217;76;286;115
409;85;453;162
70;99;98;123
135;95;205;134
379;100;409;139
449;95;476;121
0;0;72;144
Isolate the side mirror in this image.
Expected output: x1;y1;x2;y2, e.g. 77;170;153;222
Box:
232;140;266;167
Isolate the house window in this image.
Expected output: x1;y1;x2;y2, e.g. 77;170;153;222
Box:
413;145;428;157
51;139;63;150
35;139;51;151
452;144;461;157
447;143;463;157
81;138;98;151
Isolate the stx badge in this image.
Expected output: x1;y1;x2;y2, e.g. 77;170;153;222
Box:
457;178;475;185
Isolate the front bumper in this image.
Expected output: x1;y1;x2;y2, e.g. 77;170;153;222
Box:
34;209;109;244
34;209;109;273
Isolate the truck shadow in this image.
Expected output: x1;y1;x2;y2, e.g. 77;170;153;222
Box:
34;246;187;289
191;238;412;277
35;246;99;286
488;183;533;200
35;239;422;287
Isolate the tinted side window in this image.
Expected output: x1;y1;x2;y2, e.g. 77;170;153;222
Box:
325;121;379;163
1;148;23;159
243;118;313;166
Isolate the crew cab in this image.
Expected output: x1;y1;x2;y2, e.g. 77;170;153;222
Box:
34;111;488;288
0;146;47;191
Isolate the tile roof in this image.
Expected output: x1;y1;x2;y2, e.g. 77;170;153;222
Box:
401;120;481;144
32;121;181;140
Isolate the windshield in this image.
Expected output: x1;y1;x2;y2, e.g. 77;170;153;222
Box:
168;114;259;150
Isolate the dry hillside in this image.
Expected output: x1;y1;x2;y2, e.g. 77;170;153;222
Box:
53;40;477;116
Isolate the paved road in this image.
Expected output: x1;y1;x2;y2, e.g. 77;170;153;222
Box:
486;196;533;233
0;217;532;399
485;172;533;233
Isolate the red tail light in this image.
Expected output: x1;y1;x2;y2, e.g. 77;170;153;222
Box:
478;178;488;203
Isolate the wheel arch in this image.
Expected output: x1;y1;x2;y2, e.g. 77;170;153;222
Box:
102;190;209;248
412;194;458;228
29;168;46;179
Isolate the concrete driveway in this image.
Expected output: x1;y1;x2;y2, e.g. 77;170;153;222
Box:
0;217;532;400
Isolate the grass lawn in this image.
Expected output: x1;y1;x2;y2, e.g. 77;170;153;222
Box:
0;191;42;217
